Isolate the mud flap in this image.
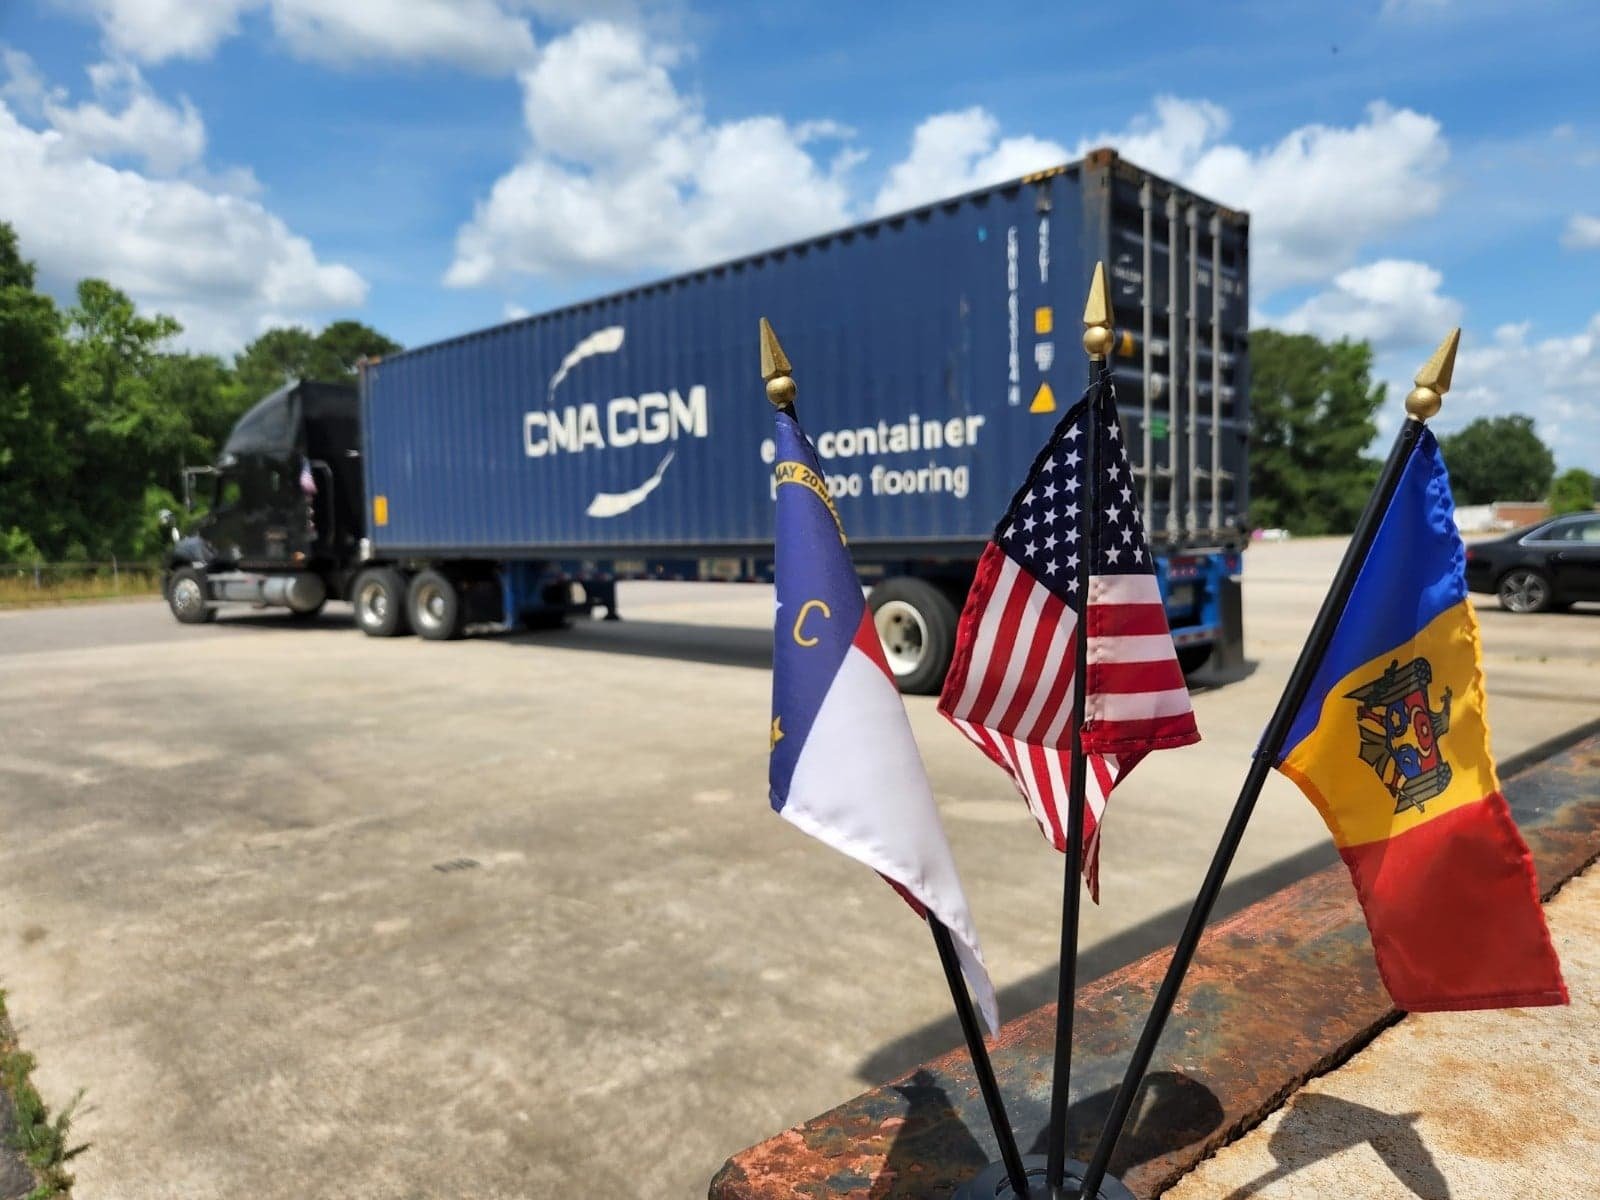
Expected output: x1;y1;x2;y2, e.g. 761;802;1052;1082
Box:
1211;573;1245;674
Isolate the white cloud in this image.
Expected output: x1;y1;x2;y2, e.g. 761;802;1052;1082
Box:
70;0;255;64
1073;97;1447;292
67;0;565;71
1562;213;1600;250
0;60;365;352
268;0;536;72
1275;260;1464;350
446;21;856;286
871;108;1068;215
40;59;204;174
1441;316;1600;468
1073;95;1231;179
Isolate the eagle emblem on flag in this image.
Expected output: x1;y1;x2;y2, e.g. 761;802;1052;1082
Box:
1345;657;1453;814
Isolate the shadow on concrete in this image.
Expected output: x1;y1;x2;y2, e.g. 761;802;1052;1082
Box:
1220;1093;1450;1199
216;609;352;633
854;841;1338;1086
494;619;774;673
1185;655;1259;693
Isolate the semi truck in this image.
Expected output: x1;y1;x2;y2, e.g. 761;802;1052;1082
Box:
161;148;1250;694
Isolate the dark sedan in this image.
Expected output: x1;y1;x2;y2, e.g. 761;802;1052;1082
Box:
1464;512;1600;612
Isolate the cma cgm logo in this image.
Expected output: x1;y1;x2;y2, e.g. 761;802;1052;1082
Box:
523;325;709;457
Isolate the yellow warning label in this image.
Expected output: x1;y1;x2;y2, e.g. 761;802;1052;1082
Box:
1030;382;1057;414
373;495;389;526
1034;306;1054;335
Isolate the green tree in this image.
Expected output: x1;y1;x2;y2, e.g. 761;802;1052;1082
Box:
62;279;194;557
1;222;398;560
311;319;400;376
1548;467;1596;515
0;224;75;561
1437;415;1554;504
1248;330;1386;535
230;325;320;401
230;320;398;405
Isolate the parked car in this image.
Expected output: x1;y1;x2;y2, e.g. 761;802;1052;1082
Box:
1464;513;1600;612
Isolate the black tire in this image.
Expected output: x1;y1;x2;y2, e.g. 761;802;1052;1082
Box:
352;567;410;637
407;569;464;641
1497;567;1553;614
867;576;958;696
1177;644;1213;676
166;566;215;625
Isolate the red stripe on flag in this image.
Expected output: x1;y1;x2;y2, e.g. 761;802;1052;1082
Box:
851;608;894;680
1088;602;1174;638
1018;625;1079;745
996;591;1067;732
966;566;1033;722
939;543;1008;712
1082;714;1201;754
1338;793;1567;1011
1091;657;1187;695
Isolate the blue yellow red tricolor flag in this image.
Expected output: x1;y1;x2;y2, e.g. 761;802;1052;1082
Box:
1274;427;1566;1011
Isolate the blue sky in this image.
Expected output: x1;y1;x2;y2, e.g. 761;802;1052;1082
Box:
2;0;1598;466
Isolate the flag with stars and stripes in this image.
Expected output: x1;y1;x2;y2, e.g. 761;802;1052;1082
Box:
938;371;1199;899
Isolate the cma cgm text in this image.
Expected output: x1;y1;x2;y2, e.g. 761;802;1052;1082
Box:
523;387;709;457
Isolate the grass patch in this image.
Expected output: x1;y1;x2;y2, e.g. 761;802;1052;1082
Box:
0;988;85;1199
0;570;162;610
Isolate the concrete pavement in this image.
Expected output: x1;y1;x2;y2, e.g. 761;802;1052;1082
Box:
0;539;1595;1198
1166;865;1598;1200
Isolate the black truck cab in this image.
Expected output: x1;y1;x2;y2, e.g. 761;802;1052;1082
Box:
163;381;365;622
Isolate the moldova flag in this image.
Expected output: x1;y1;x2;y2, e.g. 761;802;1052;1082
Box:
769;408;998;1033
1274;427;1566;1011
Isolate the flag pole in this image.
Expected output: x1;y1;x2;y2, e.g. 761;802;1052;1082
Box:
1073;329;1462;1200
759;317;1034;1200
1044;262;1113;1194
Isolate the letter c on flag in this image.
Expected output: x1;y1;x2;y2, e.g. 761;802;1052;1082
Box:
793;600;831;646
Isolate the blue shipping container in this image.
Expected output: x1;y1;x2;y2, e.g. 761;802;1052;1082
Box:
361;150;1250;561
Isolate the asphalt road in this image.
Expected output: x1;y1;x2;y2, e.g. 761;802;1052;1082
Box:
0;540;1595;1199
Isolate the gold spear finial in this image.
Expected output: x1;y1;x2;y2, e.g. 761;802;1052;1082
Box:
1082;261;1115;360
1404;328;1460;421
759;317;796;412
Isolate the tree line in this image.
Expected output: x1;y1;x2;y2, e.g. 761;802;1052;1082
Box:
1;221;1592;563
1245;331;1592;533
0;222;396;563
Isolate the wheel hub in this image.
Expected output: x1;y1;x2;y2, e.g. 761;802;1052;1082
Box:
874;599;929;677
171;577;202;616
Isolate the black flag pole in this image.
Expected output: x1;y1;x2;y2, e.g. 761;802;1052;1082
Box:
1073;328;1462;1200
930;918;1034;1197
1044;262;1113;1195
759;317;1033;1200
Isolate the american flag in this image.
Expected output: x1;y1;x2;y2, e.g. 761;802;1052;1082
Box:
938;373;1199;899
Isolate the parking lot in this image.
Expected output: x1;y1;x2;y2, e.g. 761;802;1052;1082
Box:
0;538;1596;1200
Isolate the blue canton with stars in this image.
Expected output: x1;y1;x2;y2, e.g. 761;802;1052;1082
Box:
993;373;1154;609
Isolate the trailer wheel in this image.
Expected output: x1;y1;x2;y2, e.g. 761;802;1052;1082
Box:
408;569;464;641
353;567;410;637
167;566;215;625
868;577;957;696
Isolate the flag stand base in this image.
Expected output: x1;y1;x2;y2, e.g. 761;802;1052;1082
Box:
952;1154;1134;1200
